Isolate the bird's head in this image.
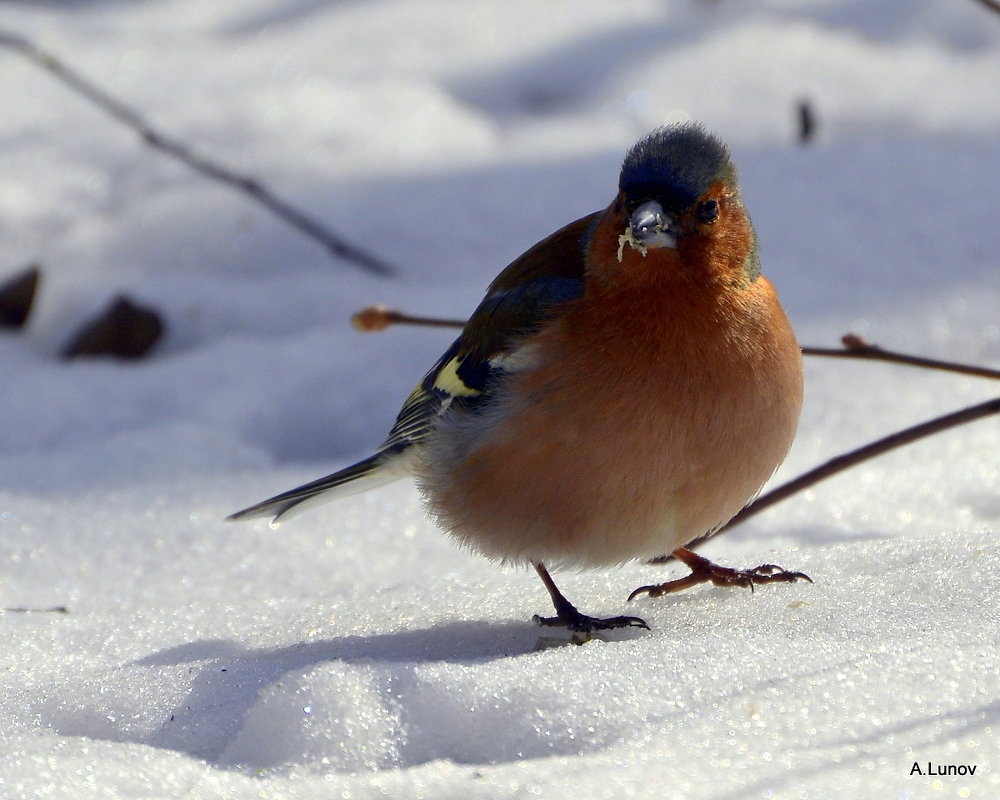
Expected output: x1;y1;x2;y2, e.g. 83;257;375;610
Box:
589;124;759;287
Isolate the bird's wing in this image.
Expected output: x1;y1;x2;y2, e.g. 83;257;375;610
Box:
228;212;598;525
377;212;598;454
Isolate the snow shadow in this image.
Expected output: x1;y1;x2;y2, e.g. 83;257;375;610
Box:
41;621;646;772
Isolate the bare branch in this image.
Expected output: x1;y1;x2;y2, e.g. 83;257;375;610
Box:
350;307;1000;383
969;0;1000;17
804;333;1000;381
0;29;395;276
352;305;466;331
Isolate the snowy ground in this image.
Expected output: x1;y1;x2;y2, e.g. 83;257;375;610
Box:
0;1;998;798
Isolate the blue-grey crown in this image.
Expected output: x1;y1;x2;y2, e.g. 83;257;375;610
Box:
619;123;735;211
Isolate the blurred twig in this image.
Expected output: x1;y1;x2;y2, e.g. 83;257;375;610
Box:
970;0;1000;17
352;305;466;331
0;29;395;276
796;98;817;146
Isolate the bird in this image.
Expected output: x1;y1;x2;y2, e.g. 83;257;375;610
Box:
229;122;807;632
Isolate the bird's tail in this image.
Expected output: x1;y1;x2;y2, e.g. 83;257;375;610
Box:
226;450;411;526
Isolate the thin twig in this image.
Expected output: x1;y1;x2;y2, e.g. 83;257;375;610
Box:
352;305;466;331
648;395;1000;563
0;29;395;276
969;0;1000;17
353;305;1000;556
804;333;1000;381
351;306;1000;383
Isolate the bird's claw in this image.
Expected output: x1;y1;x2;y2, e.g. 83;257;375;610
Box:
533;612;649;633
629;550;812;601
698;563;812;592
741;564;813;585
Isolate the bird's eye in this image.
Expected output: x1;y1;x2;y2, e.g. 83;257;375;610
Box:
697;199;719;224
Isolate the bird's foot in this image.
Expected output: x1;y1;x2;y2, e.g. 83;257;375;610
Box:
628;547;811;601
532;561;649;632
533;609;649;633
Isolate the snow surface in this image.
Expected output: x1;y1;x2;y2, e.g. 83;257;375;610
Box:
1;1;998;797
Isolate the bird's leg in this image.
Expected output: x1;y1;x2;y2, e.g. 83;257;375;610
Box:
532;562;649;631
628;547;811;601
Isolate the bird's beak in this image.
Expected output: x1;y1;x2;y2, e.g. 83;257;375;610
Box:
627;201;678;250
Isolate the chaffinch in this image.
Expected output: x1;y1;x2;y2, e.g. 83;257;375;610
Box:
230;123;807;632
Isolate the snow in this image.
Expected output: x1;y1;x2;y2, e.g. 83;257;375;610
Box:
0;0;998;797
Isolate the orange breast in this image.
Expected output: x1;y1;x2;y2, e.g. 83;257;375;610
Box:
420;265;803;569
